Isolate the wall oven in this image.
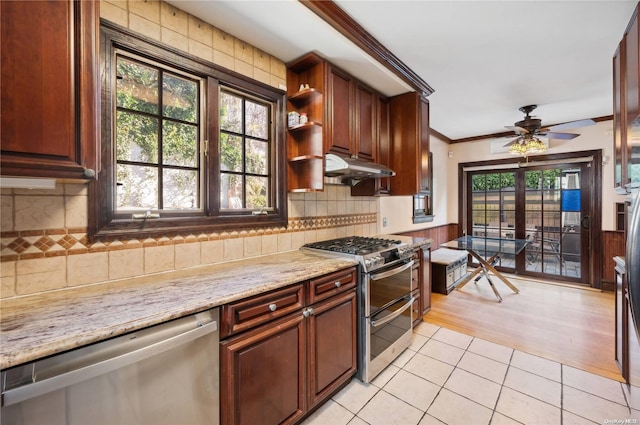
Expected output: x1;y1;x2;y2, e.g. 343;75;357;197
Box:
302;236;415;382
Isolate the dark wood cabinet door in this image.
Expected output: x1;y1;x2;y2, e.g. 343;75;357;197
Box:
221;313;306;425
418;98;431;194
307;289;357;409
0;0;99;179
625;9;640;186
326;66;353;156
420;248;432;316
613;43;626;188
389;92;431;195
355;83;376;161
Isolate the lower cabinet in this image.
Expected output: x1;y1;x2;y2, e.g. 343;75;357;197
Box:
411;247;432;327
220;267;357;425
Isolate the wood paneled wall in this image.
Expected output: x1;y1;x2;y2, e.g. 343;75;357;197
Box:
398;224;460;249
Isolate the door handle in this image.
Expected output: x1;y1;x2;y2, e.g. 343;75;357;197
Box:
581;216;591;229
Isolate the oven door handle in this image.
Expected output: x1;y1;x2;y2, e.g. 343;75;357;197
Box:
370;295;415;328
369;260;414;281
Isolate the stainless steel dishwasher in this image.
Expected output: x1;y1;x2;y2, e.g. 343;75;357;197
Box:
1;308;219;425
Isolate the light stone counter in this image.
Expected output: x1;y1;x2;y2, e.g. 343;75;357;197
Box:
0;251;358;370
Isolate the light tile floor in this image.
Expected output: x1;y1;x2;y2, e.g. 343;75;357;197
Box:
301;322;640;425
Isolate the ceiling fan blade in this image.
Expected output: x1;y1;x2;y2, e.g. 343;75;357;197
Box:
503;137;522;147
505;125;529;134
538;131;579;140
547;119;596;132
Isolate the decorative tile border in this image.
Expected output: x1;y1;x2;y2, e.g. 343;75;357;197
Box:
0;213;377;261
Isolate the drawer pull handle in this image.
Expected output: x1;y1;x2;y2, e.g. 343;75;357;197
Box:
334;281;342;288
268;303;277;312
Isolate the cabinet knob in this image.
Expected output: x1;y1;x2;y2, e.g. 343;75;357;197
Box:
83;168;96;178
302;307;314;318
334;281;342;288
268;303;277;312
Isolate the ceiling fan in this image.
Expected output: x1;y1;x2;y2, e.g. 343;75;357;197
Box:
503;104;596;150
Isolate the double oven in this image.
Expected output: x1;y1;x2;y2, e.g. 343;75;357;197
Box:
303;236;415;382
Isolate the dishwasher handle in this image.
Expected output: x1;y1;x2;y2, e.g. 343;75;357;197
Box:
2;318;218;407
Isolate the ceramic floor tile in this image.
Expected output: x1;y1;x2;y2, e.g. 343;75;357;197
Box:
495;387;561;425
509;350;561;382
562;410;599;425
563;365;627;405
562;385;631;424
623;383;640;410
503;366;561;407
403;352;455;386
347;416;369;425
357;390;424;425
408;333;429;352
468;337;513;364
457;351;509;384
392;346;417;368
301;399;354;425
418;413;446;425
371;364;400;388
418;338;465;366
332;379;380;414
431;327;473;350
444;367;502;409
383;369;441;412
427;388;493;425
414;321;440;338
489;412;523;425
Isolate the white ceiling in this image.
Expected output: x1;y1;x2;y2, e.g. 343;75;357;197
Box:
170;0;637;141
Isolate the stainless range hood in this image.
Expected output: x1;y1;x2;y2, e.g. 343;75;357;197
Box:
324;153;395;186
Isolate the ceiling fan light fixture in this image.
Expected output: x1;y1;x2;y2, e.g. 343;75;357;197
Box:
508;136;547;156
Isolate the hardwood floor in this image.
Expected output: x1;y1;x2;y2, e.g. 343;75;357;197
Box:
423;273;622;381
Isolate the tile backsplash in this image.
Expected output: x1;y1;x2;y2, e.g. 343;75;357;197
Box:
0;184;377;298
0;1;379;299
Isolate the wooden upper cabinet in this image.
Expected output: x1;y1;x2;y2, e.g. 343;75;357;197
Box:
625;6;640;186
326;65;354;157
287;52;388;193
0;0;99;179
613;42;626;189
354;83;376;162
613;3;640;188
389;92;431;195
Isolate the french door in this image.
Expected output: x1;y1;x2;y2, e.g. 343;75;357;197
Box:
466;159;596;285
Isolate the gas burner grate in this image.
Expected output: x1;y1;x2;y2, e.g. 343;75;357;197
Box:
304;236;401;255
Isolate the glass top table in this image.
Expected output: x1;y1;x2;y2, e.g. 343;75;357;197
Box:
440;236;530;302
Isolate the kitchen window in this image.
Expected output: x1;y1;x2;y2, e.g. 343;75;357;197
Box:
90;23;287;240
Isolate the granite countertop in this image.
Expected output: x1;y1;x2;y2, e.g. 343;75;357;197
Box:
0;251;358;370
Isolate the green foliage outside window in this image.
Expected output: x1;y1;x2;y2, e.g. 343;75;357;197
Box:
115;55;200;212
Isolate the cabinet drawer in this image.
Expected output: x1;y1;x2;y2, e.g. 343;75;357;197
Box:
221;284;305;338
308;267;357;305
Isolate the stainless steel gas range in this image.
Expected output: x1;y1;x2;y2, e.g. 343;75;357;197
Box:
302;236;415;382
